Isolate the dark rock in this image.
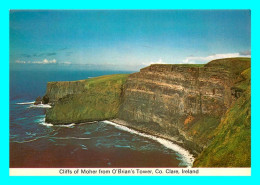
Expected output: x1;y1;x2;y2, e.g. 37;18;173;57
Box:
42;95;49;104
34;96;42;105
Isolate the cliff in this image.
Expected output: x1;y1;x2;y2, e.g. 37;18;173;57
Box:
193;67;251;167
45;74;129;124
43;57;251;167
45;80;86;103
116;58;250;155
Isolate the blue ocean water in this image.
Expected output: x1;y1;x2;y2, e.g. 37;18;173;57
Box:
10;70;190;168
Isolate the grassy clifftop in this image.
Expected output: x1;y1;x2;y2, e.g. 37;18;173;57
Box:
193;67;251;167
45;74;129;124
205;57;251;77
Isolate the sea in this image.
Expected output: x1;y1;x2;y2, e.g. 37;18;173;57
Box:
10;70;194;168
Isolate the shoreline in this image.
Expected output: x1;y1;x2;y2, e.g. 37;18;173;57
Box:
110;118;200;157
105;119;195;167
41;117;195;167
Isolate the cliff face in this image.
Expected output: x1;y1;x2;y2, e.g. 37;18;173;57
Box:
116;58;250;154
45;74;129;124
45;80;86;103
194;67;251;167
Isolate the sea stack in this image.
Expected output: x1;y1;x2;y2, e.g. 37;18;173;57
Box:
34;96;42;105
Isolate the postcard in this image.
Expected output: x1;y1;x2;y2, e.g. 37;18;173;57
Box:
9;10;251;176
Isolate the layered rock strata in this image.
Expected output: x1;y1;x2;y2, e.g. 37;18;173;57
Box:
42;57;251;163
116;58;250;154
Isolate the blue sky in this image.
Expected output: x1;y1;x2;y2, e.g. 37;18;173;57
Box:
10;10;251;71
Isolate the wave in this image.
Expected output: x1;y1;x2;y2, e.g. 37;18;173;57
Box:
102;120;194;167
13;135;90;144
25;132;37;136
13;136;46;143
39;119;75;128
80;144;88;150
29;104;52;108
16;101;35;105
114;144;131;148
15;101;51;108
49;136;90;140
39;122;54;127
55;123;76;128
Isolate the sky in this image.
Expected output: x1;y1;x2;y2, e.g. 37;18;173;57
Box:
10;10;251;71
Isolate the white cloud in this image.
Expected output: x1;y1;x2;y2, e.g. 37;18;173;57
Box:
15;59;57;64
59;61;72;65
15;60;26;64
182;53;251;64
142;58;165;66
32;59;57;64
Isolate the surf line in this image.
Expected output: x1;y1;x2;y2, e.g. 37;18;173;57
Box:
102;120;194;167
16;101;35;105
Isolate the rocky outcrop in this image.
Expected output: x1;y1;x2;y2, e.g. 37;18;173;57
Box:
34;96;42;105
42;95;49;104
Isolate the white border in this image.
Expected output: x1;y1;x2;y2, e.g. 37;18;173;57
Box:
10;168;251;176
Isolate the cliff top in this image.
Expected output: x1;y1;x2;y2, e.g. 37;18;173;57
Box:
140;57;251;75
150;64;205;68
47;74;129;84
205;57;250;74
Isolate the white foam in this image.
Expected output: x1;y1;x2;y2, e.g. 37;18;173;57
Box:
25;132;37;136
16;101;51;108
49;136;90;140
103;120;194;167
39;122;54;127
16;101;35;105
39;118;75;128
29;104;51;108
55;123;76;128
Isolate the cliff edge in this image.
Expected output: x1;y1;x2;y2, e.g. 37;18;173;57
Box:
42;57;251;167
